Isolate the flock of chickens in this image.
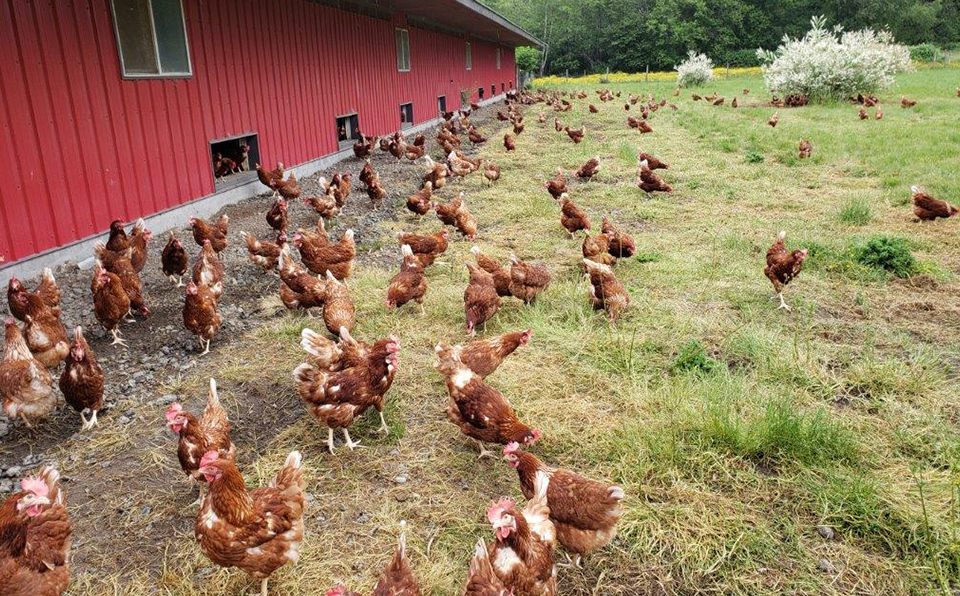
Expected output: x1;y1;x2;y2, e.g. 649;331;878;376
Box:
3;81;959;596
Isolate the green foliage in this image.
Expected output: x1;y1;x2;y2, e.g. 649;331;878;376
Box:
671;341;721;376
745;150;764;163
909;43;945;62
515;46;542;72
854;236;918;277
484;0;960;75
838;197;873;225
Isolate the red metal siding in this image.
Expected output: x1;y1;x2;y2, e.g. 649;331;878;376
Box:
0;0;517;264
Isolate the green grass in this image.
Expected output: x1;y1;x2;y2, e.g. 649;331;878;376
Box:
57;68;960;596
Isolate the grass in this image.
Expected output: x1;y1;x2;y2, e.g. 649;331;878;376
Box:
52;68;960;595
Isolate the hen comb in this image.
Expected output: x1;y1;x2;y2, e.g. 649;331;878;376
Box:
486;497;514;523
20;476;49;497
503;442;521;456
324;586;347;596
165;403;183;422
199;451;220;468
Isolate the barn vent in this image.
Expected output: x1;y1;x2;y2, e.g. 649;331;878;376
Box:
210;133;259;190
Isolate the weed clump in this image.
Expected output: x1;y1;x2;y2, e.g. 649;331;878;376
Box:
838;197;872;225
855;236;917;278
672;341;721;376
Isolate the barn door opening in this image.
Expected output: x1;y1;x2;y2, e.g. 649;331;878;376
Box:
210;133;259;190
337;113;360;150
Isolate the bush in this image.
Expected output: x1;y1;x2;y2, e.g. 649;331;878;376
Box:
909;43;944;62
515;47;542;73
758;16;912;101
675;51;714;87
724;48;761;67
854;236;917;277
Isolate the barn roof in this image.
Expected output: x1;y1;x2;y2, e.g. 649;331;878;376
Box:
311;0;544;48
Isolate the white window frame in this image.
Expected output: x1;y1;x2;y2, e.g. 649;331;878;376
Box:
109;0;193;79
496;47;501;70
395;28;411;72
465;41;472;71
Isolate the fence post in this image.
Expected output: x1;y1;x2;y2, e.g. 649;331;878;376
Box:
726;63;730;79
645;65;649;83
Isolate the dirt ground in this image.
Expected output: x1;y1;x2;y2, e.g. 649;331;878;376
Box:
0;103;501;580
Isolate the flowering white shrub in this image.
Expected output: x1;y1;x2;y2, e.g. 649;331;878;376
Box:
758;16;911;101
675;51;714;87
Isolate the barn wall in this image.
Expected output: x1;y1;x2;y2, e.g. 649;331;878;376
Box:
0;0;517;264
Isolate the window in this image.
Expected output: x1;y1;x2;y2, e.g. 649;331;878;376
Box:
437;95;447;116
336;114;360;148
465;42;472;70
399;103;414;129
496;47;501;70
110;0;191;77
478;87;485;100
395;28;410;72
210;133;260;188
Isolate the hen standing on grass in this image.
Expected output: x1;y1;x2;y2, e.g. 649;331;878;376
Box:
195;450;305;596
503;443;624;567
0;466;71;596
464;262;500;335
764;230;808;311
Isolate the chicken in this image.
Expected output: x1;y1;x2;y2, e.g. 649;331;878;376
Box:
0;466;71;596
190;214;229;253
588;104;599;113
901;96;916;108
195;450;305;596
911;186;957;221
166;378;236;503
58;327;103;430
397;230;449;268
161;232;189;286
369;522;420;596
485;471;556;596
366;178;388;206
1;319;56;427
713;97;725;106
435;343;540;457
483;161;502;184
256;162;285;191
503;443;623;567
405;144;426;161
293;336;399;452
859;106;868;120
387;245;428;313
6;270;60;323
183;281;221;355
767;112;779;127
299;326;371;376
575;156;601;180
509;256;551;304
731;97;738;108
91;263;130;346
126;218;152;273
554;118;563;132
406;182;433;217
266;198;288;233
637;159;672;193
558;194;591;238
435;193;478;240
323;271;355;337
471;247;512;298
564;126;584;143
544;168;568;200
191;239;225;299
95;242;148;315
6;284;69;370
763;230;807;311
582;233;615;266
637;151;668;170
277;172;303;201
463;538;511;596
691;93;701;101
457;329;532;379
601;216;636;258
583;259;630;322
422;157;449;189
469;129;488;144
278;249;326;313
305;194;340;220
503;134;516;151
464;262;500;336
294;228;355;281
241;231;286;272
799;140;812;159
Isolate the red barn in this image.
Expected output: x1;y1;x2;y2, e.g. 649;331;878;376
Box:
0;0;540;277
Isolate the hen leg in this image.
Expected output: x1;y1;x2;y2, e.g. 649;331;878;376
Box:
776;292;791;311
110;328;128;347
89;409;99;428
475;440;496;459
189;482;205;507
200;338;212;355
326;428;336;453
177;275;185;288
256;578;268;596
342;428;361;450
377;411;389;434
